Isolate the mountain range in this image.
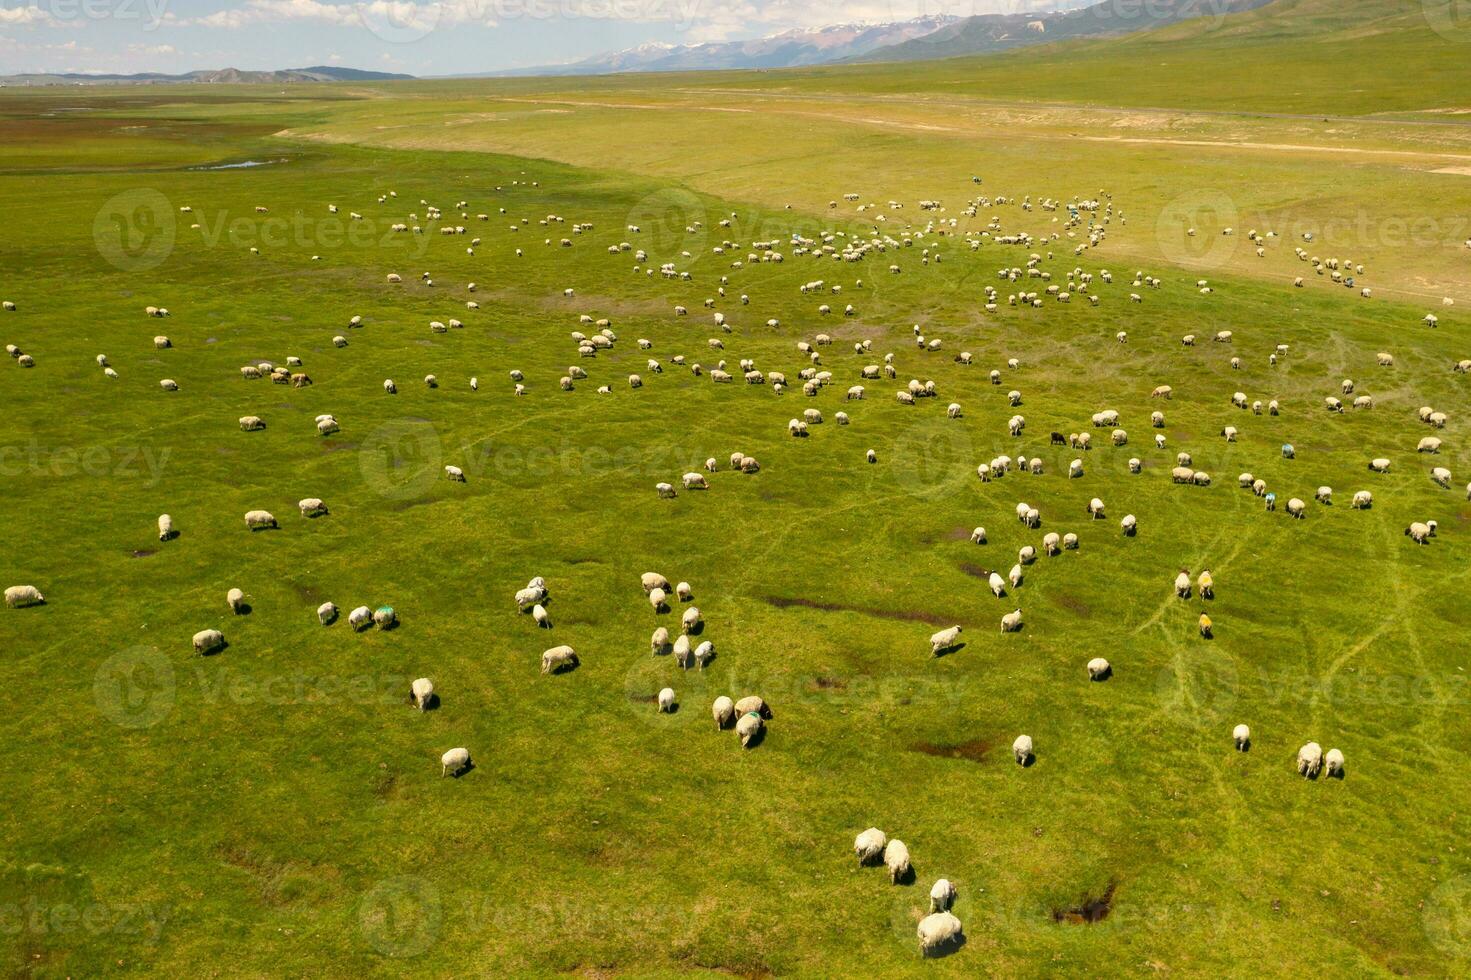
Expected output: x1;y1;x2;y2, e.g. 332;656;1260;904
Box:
0;66;414;86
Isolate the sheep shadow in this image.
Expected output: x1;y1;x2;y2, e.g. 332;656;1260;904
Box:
933;642;966;660
893;865;916;886
1019;753;1036;768
1328;767;1345;780
742;726;767;749
233;603;253;616
687;621;705;637
411;692;440;712
197;641;229;657
1089;666;1113;682
921;932;967;960
546;661;580;675
447;760;475;779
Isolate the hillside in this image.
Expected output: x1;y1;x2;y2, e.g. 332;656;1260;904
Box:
847;0;1274;63
0;66;413;86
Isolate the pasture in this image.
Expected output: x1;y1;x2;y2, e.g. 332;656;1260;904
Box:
1;76;1470;977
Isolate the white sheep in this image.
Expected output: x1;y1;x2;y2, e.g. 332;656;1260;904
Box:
656;482;677;498
1286;498;1306;519
1001;609;1023;633
1432;467;1453;488
929;625;963;656
1325;748;1345;777
884;839;911;883
298;497;327;517
1233;724;1250;750
918;911;963;956
854;827;887;865
712;695;734;729
348;605;372;630
681;606;702;634
676;582;693;602
658;687;676;713
227;588;245;614
441;747;470;777
411;678;434;710
682;472;708;490
649;587;668;611
541;645;579;674
1012;734;1033;764
1087;657;1111;680
317;601;337;625
736;710;764;747
1297;742;1323;778
192;628;225;654
641;572;670;594
929;879;957;914
4;585;44;608
970;527;987;545
243;509;276;530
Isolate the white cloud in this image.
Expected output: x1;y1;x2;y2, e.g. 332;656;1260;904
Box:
0;6;56;26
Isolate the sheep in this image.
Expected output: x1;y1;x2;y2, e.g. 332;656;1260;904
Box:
227;588;246;614
1222;426;1237;442
658;687;676;713
4;585;44;608
541;645;579;674
372;607;397;629
1419;437;1442;453
1297;742;1323;778
411;677;434;710
1044;532;1061;555
1377;352;1394;366
694;640;715;669
1087;657;1111;680
835;411;849;426
192;628;225;654
736;710;764;748
1018;545;1036;565
1009;564;1024;589
1175;571;1192;598
681;606;702;634
1287;498;1306;519
884;839;912;884
159;378;179;391
1325;748;1345;778
1012;734;1033;764
947;402;963;419
298;497;327;518
317;602;337;625
1087;498;1105;519
988;572;1007;598
855;828;887;865
444;465;466;483
243;509;276;530
1001;609;1023;633
1269;400;1280;416
515;585;545;609
649;587;668;611
1151;385;1173;400
656;482;677;499
917;911;963;957
1253;479;1268;497
1406;521;1433;544
348;605;373;630
1369;458;1391;473
531;604;550;629
441;747;471;777
682;472;708;491
712;695;735;729
930;879;957;914
316;416;340;436
1432;467;1453;488
1199;614;1213;638
740;456;760;473
1121;514;1137;536
641;573;671;595
929;625;963;656
1197;570;1215;599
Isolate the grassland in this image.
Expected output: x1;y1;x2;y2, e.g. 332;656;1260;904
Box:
2;21;1471;976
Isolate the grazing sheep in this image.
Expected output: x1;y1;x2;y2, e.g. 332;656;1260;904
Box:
1287;498;1306;519
884;840;912;884
1233;724;1250;750
930;625;963;656
656;482;677;499
1063;533;1078;550
1432;467;1453;488
411;678;434;710
930;879;957;913
642;572;670;594
515;585;545;609
1121;514;1137;536
1019;545;1036;564
1172;466;1195;484
348;605;373;630
1087;498;1105;519
1406;521;1433;544
682;472;708;490
298;497;326;517
1044;532;1061;555
243;509;276;530
192;628;225;654
1325;748;1345;777
1419;437;1442;453
649;587;668;611
658;687;676;713
1087;657;1111;680
1369;458;1391;473
694;640;715;669
736;711;764;747
650;627;670;655
855;828;888;865
1198;570;1214;599
1175;571;1192;598
441;747;470;777
1297;742;1323;778
681;606;702;634
159;379;179;391
917;911;963;957
970;527;987;545
1199;614;1213;638
988;572;1007;598
317;601;337;625
676;582;693;602
227;588;245;614
4;585;44;608
372;607;396;629
157;513;175;541
541;645;579;674
1012;734;1033;764
712;696;735;729
1001;609;1023;633
1129;458;1142;474
532;604;550;628
444;465;465;483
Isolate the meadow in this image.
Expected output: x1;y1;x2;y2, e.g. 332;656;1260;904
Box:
2;35;1471;976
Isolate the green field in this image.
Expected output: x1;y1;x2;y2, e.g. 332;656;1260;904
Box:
4;7;1471;974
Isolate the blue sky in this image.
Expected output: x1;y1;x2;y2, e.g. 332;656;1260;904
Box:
0;0;1047;75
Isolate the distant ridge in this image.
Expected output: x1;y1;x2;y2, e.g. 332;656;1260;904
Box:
0;66;414;86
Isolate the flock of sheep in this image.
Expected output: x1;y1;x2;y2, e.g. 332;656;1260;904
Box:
5;171;1464;958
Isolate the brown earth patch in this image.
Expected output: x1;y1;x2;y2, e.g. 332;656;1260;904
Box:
910;738;992;762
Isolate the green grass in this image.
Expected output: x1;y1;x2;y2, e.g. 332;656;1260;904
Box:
1;73;1470;977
